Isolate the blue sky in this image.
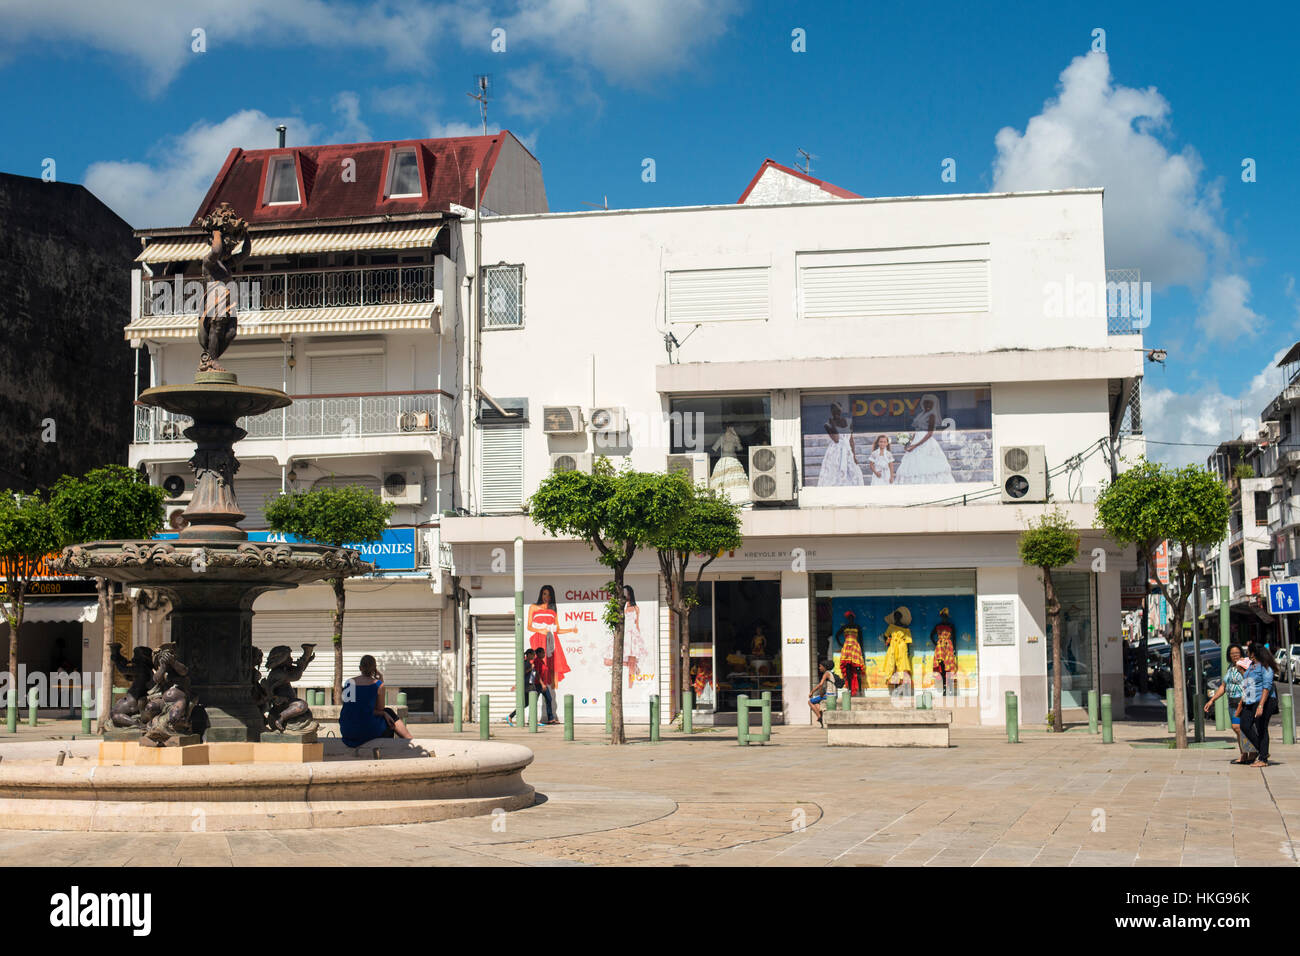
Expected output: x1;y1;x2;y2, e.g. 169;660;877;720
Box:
1;0;1295;462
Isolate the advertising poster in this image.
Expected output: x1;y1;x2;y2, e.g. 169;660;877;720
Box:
828;594;978;697
801;389;993;487
527;580;658;720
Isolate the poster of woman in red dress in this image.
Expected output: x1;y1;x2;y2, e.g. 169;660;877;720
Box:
527;584;577;689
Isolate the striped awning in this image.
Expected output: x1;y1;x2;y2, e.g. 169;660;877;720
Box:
135;224;442;263
124;302;439;339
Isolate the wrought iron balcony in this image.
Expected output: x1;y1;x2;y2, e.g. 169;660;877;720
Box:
140;264;437;316
134;390;453;444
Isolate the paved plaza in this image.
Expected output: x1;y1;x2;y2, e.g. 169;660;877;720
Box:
2;720;1298;866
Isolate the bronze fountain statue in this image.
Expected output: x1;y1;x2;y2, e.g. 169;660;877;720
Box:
196;202;250;374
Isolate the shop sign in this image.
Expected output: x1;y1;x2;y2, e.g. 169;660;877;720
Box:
980;599;1017;646
154;528;418;571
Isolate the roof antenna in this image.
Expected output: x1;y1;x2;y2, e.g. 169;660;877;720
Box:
467;75;490;135
276;125;286;148
796;148;816;174
580;195;609;210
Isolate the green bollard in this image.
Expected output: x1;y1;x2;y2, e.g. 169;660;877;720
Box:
479;694;490;740
529;691;539;733
650;695;660;742
6;689;15;734
1005;691;1019;743
737;694;750;746
828;692;838;711
564;694;574;741
839;689;851;711
683;691;693;734
1101;694;1113;744
1282;694;1295;746
761;690;772;742
1166;688;1175;734
28;686;39;727
1087;689;1098;734
920;691;932;711
81;688;92;735
605;695;612;735
1214;693;1227;732
397;691;408;710
453;690;463;733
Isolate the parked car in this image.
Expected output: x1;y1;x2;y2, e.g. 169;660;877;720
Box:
1288;644;1300;683
1149;639;1222;705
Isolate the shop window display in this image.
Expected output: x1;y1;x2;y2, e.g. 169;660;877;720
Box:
688;580;783;712
669;395;771;499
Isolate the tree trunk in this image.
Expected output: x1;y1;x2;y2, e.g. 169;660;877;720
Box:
1168;562;1193;750
609;563;629;745
331;576;346;705
1045;567;1064;732
96;577;113;732
677;608;690;719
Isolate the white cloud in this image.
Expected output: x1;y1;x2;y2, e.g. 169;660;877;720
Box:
1195;274;1261;342
992;52;1226;289
331;91;371;143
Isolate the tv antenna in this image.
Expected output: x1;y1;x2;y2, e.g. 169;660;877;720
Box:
580;196;609;210
467;75;491;135
796;147;817;174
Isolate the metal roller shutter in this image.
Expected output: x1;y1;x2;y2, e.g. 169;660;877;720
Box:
472;614;516;721
799;259;990;318
253;608;441;689
310;353;384;393
666;267;769;324
480;428;524;512
238;478;285;530
222;356;284;390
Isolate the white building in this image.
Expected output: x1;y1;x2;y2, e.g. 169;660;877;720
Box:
443;174;1145;727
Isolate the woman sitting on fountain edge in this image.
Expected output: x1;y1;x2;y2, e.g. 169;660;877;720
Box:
339;655;414;749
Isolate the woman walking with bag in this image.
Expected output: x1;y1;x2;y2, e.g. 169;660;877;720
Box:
1205;643;1251;763
1237;642;1279;768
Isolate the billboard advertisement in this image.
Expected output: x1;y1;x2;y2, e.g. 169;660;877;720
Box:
801;388;993;487
155;528;418;571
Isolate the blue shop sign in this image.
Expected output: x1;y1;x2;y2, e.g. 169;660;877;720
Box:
154;527;418;572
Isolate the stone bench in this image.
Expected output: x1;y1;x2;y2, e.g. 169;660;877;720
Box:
311;705;409;721
824;708;952;747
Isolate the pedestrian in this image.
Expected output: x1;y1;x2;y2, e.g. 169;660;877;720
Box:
339;655;414;748
506;648;536;727
1204;643;1250;763
534;640;558;724
1237;642;1279;768
808;660;839;727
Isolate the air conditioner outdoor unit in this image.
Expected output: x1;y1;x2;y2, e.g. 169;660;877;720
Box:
397;410;436;432
165;505;190;533
550;452;594;474
748;446;795;502
162;474;188;500
542;406;584;434
999;445;1048;503
381;468;425;506
666;452;710;486
588;406;627;433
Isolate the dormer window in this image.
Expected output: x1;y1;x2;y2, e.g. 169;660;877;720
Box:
264;155;300;205
385;147;422;198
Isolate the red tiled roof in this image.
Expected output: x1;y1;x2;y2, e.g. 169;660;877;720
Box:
736;158;861;203
192;133;523;225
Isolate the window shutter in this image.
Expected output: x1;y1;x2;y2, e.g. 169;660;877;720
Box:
310;354;384;393
223;356;283;390
666;267;769;324
480;427;524;512
238;478;285;529
799;259;990;318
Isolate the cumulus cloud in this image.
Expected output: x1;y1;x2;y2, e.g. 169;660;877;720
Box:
1195;274;1261;342
331;91;371;143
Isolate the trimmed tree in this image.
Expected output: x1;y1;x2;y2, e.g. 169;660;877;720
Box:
649;477;743;717
50;465;165;730
1018;507;1080;732
1097;459;1230;748
529;460;693;744
0;492;64;700
264;485;395;703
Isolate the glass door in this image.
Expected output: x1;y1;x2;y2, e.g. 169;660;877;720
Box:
1047;571;1095;709
687;582;715;710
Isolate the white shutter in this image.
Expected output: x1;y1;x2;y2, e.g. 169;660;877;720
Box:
223;356;284;390
473;614;517;721
666;267;769;324
253;609;441;689
480;427;523;512
799;259;989;318
310;354;384;393
238;478;285;529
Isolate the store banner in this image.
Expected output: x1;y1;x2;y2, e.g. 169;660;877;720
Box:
154;528;418;571
827;594;978;696
801;388;993;488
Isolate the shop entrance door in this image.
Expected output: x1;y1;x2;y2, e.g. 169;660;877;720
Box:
713;580;782;713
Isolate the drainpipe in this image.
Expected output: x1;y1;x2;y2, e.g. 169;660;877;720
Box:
471;169;483;513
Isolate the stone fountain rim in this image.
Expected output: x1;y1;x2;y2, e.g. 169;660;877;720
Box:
137;381;293;410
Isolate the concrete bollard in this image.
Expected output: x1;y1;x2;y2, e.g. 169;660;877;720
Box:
529;690;539;733
650;695;660;742
81;689;92;735
1087;689;1098;734
453;690;463;733
761;691;772;740
28;686;39;727
564;694;574;741
839;689;851;711
1165;688;1175;734
1101;693;1113;744
479;694;490;740
738;694;750;746
6;689;15;734
1282;694;1295;746
683;691;693;735
1005;691;1019;744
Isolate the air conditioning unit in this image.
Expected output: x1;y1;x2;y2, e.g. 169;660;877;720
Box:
666;452;710;486
1000;445;1048;503
397;410;437;432
588;406;628;433
160;420;185;440
550;452;594;474
381;468;425;506
748;446;795;502
161;474;189;500
542;406;584;434
165;505;190;533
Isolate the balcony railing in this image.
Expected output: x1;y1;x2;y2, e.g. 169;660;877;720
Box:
134;390;452;444
141;264;437;316
1257;441;1300;478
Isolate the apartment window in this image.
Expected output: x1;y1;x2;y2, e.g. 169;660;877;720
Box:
1255;491;1271;525
264;155;300;205
669;395;771;483
385;147;422;198
484;264;524;329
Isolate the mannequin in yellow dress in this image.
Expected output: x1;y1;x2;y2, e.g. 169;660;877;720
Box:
879;606;913;687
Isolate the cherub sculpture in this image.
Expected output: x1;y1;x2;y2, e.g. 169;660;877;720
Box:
139;643;197;745
259;644;318;734
196;202;251;372
108;645;155;729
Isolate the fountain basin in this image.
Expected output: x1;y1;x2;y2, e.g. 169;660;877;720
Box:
0;738;535;831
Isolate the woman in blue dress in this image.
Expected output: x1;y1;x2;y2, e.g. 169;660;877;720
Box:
339;655;414;748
